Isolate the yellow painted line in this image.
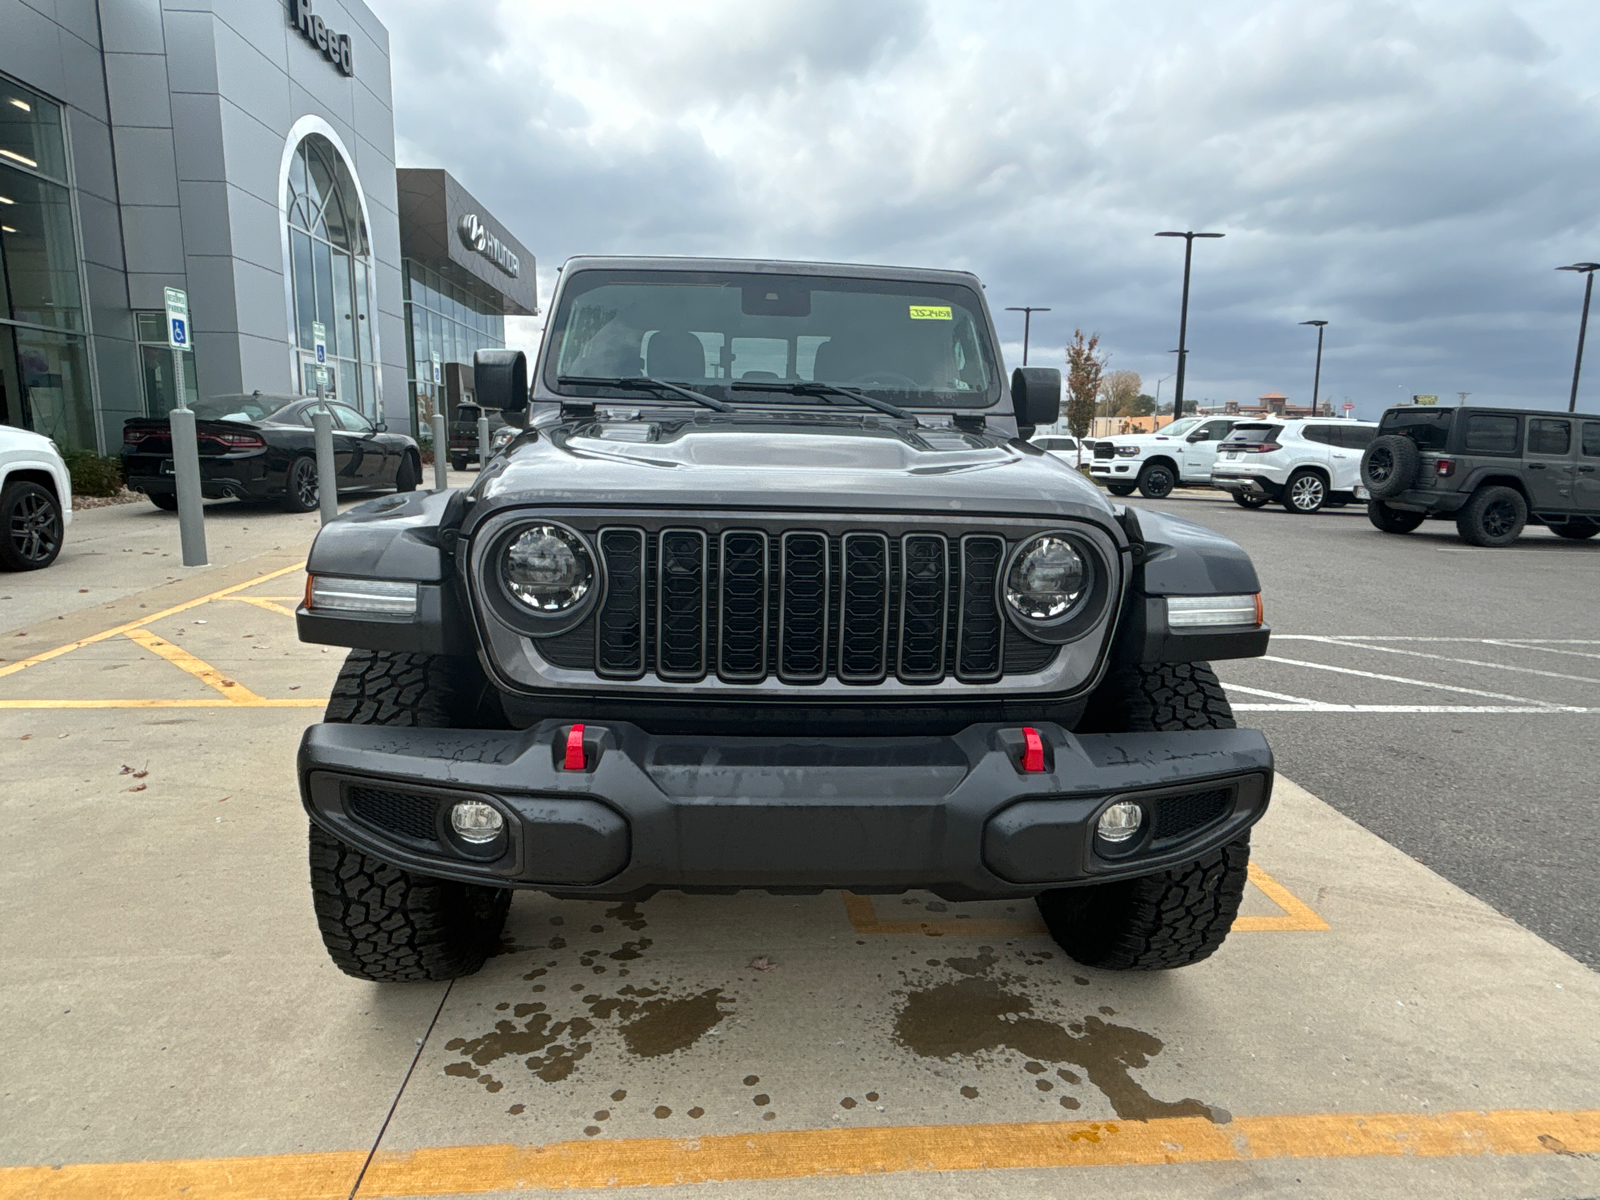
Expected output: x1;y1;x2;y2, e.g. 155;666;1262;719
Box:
0;698;325;709
225;596;300;617
0;561;307;679
2;1108;1595;1198
122;628;265;701
1234;862;1331;932
844;864;1326;937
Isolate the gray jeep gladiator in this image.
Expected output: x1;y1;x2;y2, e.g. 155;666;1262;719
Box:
1362;404;1600;545
294;257;1274;983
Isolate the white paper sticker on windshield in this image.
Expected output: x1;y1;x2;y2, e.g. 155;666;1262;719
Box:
909;305;953;320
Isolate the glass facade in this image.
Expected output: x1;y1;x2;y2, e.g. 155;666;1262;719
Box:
284;134;376;416
403;258;505;439
0;75;94;449
134;312;197;416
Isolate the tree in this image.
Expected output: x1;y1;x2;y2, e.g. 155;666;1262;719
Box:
1099;370;1142;417
1129;392;1156;417
1064;330;1105;457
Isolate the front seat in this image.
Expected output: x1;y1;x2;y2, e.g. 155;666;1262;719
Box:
646;330;706;381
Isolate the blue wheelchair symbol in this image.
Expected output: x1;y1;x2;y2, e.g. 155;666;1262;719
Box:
170;317;187;346
315;345;326;364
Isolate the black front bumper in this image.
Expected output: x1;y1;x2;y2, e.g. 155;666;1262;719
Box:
299;720;1273;899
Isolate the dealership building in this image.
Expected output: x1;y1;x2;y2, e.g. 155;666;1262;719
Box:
0;0;535;452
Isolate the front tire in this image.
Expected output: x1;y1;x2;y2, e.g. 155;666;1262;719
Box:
148;492;180;512
309;651;511;982
1107;483;1137;497
0;481;64;570
1232;493;1270;509
1455;485;1526;547
1136;462;1176;499
1367;500;1425;533
450;455;469;473
394;452;419;494
280;455;320;513
1551;518;1599;540
1282;469;1327;513
1039;662;1251;971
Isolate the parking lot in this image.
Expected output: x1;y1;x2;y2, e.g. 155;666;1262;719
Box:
3;488;1599;1199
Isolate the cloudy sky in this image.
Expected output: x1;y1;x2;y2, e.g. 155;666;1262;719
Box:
372;0;1600;417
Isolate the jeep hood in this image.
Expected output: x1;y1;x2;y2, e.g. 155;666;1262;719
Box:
473;413;1116;520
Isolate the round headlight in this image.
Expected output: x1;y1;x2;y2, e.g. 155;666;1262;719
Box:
1005;535;1087;621
503;525;594;612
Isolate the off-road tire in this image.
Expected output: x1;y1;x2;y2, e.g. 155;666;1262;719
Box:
1040;661;1250;970
309;650;511;982
1367;500;1425;534
1107;483;1136;497
1282;469;1327;514
148;492;180;512
1137;462;1176;499
394;452;419;493
1362;435;1420;499
309;824;510;983
281;454;320;513
1551;518;1599;540
0;480;64;570
1232;492;1270;509
1455;485;1526;547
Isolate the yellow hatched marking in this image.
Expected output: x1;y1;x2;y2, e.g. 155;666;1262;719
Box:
844;864;1325;936
121;628;264;700
225;595;299;618
0;698;324;708
0;561;307;679
2;1108;1596;1198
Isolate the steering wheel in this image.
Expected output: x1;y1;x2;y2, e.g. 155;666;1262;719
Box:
845;371;918;390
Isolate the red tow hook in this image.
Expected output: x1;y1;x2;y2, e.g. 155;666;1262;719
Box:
564;724;587;771
1021;727;1046;773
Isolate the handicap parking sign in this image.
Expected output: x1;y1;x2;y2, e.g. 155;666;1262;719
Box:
163;286;189;350
312;321;327;366
169;317;187;348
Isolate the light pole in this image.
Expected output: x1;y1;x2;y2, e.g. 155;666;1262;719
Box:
1557;263;1599;413
1005;306;1051;366
1156;231;1224;415
1300;320;1328;415
1153;372;1175;421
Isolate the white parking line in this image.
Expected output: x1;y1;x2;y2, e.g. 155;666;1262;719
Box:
1224;683;1319;706
1286;636;1600;687
1485;640;1600;663
1232;703;1600;713
1274;636;1600;644
1257;655;1568;708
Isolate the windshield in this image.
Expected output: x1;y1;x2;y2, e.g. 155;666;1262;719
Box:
544;270;1000;409
190;394;296;423
1152;418;1199;437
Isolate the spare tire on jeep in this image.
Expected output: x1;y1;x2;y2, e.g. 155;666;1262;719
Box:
1361;435;1420;499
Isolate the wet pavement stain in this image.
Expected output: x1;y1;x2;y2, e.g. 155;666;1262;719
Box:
895;950;1228;1123
619;988;729;1058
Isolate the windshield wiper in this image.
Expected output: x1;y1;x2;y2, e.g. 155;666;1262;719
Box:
557;376;735;414
729;380;919;423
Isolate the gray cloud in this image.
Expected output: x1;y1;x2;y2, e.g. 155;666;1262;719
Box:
372;0;1600;415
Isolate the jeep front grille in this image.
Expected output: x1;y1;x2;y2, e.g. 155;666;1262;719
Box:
540;526;1062;686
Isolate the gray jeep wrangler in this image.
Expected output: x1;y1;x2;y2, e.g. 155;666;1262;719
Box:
294;257;1274;983
1362;404;1600;545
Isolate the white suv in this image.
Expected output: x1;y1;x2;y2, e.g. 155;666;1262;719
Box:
1088;416;1239;498
0;424;72;570
1210;418;1378;513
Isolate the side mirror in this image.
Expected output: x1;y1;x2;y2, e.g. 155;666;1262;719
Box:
474;349;528;415
374;421;388;433
1186;429;1209;442
1010;367;1061;437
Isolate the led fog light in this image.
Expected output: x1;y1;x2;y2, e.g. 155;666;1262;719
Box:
450;800;504;844
1096;801;1144;844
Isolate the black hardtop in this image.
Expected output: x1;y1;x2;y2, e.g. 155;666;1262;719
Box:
1381;403;1598;423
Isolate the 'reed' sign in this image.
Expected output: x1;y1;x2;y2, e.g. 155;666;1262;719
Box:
288;0;354;76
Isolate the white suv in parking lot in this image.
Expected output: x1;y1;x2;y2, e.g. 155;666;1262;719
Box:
0;425;72;570
1211;418;1378;513
1088;416;1239;498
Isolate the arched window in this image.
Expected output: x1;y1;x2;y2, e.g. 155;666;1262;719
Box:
284;133;374;414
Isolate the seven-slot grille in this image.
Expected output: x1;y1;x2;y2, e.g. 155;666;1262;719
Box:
556;527;1059;686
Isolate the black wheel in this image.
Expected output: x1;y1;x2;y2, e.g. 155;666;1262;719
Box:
1136;462;1176;499
280;455;320;513
1038;662;1251;971
1232;493;1270;509
1367;500;1425;533
1107;484;1136;497
1551;518;1599;540
1455;485;1526;547
394;452;419;493
450;455;469;473
148;492;180;512
310;651;511;982
1281;469;1328;514
0;481;64;570
1362;435;1419;499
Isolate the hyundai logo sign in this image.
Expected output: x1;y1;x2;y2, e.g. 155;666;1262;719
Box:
289;0;354;76
458;214;520;278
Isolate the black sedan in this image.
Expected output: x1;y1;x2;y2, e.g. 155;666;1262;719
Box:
122;393;422;513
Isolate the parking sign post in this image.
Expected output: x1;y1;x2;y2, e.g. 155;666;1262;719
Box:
164;287;207;567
